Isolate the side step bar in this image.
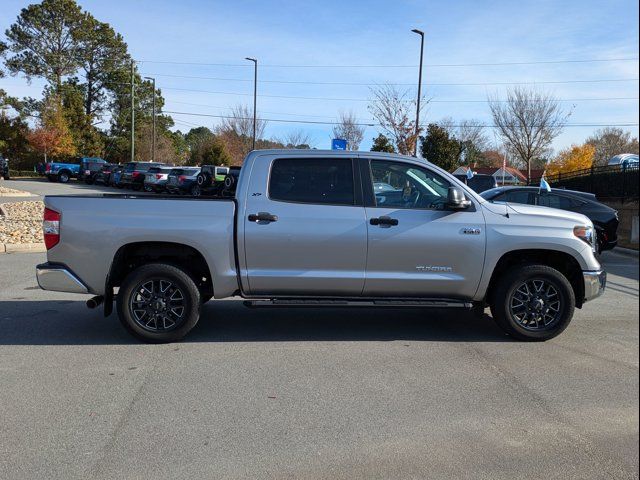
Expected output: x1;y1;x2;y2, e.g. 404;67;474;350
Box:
244;299;473;308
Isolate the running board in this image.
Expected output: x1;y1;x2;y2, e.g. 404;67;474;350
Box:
244;299;473;308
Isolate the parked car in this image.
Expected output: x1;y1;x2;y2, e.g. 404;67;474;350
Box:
45;157;105;183
120;162;167;190
608;153;639;168
36;150;606;343
480;186;619;253
166;167;201;195
45;161;80;183
143;166;174;192
79;158;108;184
0;156;9;180
93;164;117;185
453;173;498;193
193;165;230;196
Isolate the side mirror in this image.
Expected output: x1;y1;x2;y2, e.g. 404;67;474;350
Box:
447;186;472;210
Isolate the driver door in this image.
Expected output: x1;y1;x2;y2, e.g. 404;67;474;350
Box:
362;158;486;299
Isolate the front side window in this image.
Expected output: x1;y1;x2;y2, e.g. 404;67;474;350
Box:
369;160;451;209
269;158;355;205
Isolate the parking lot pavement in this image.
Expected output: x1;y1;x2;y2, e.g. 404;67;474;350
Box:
0;250;637;479
0;178;147;204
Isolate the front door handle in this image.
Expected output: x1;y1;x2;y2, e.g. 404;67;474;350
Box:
370;216;398;226
248;212;278;223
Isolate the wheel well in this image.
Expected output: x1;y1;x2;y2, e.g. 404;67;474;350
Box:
485;249;585;308
108;242;213;297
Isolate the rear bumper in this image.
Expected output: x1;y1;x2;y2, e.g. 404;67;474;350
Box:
583;270;606;302
36;263;89;294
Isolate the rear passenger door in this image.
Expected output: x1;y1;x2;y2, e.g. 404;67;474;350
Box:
242;156;367;296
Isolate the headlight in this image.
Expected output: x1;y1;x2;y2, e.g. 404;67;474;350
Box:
574;225;596;251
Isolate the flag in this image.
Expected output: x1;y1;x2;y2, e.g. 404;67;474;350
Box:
539;176;551;193
466;167;474;180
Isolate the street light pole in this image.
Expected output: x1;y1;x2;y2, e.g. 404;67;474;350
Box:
130;60;135;162
144;76;156;162
245;57;257;151
411;29;424;157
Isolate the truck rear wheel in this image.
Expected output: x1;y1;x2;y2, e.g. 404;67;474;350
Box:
116;263;201;343
58;171;70;183
490;264;575;341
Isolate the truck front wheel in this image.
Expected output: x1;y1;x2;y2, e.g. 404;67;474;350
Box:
116;263;201;343
490;264;575;341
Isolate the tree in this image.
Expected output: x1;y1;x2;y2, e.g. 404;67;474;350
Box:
489;87;569;182
368;84;425;155
75;15;130;120
281;130;312;149
546;144;595;176
332;111;364;151
439;117;489;166
184;126;215;164
201;136;231;166
58;80;103;156
586;127;639;166
4;0;86;90
370;134;395;153
27;94;75;161
420;124;460;171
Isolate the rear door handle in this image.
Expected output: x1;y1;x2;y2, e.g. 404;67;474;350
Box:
248;212;278;223
370;216;398;226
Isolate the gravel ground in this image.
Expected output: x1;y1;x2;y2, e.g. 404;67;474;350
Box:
0;200;44;244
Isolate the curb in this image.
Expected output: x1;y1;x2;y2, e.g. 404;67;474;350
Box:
0;242;47;254
0;192;33;197
614;246;639;258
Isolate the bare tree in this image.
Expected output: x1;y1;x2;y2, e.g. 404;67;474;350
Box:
439;117;489;166
489;87;570;182
368;84;426;155
332;110;365;151
281;129;313;149
586;127;639;166
219;104;267;141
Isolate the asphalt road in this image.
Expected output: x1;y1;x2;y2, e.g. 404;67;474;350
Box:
0;177;151;204
0;248;637;479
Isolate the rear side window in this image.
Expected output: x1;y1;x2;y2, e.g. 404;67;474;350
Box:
504;190;533;204
538;193;573;209
269;158;355;205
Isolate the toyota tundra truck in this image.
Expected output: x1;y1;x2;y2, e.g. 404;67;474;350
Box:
36;150;606;343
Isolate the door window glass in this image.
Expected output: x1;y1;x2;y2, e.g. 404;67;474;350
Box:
538;193;573;209
369;160;451;209
269;158;355;205
504;190;533;204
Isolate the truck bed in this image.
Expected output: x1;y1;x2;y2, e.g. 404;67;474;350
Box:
44;195;238;297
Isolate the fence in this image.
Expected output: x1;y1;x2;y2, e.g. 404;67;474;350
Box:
540;164;639;200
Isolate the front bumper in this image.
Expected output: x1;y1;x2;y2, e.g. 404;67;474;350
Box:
36;263;89;294
583;270;606;302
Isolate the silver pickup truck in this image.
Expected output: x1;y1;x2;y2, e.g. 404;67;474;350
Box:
36;150;606;343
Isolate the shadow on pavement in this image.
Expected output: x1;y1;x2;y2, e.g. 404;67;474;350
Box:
0;299;509;346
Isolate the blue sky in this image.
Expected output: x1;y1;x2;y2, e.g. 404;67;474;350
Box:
1;0;638;152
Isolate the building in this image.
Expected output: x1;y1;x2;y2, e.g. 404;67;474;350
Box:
451;166;544;185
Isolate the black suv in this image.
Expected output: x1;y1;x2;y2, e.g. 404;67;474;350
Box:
481;186;619;253
194;165;230;195
120;162;168;190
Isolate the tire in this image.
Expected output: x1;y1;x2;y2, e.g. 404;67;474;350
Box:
197;171;212;187
58;171;70;183
116;263;201;343
143;184;153;192
190;184;201;197
489;264;575;341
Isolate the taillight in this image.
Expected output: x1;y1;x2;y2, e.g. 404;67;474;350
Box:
156;174;163;179
178;175;186;183
45;163;51;172
43;207;60;250
132;171;140;178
